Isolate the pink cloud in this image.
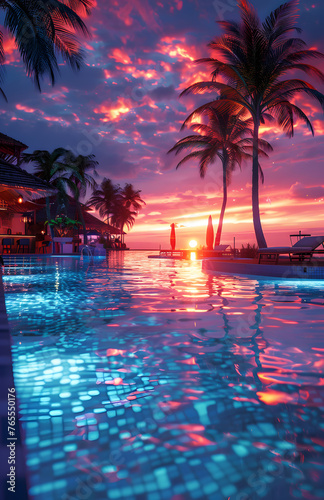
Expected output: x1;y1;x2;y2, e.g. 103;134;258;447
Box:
16;104;36;113
109;48;132;65
2;36;20;64
110;0;160;30
94;97;132;121
289;182;324;200
157;38;196;62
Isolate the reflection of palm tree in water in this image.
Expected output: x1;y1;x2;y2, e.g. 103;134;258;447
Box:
205;274;268;389
195;276;319;498
250;284;268;391
198;276;268;428
105;248;125;271
181;277;279;498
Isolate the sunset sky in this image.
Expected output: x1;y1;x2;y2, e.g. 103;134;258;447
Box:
1;0;324;249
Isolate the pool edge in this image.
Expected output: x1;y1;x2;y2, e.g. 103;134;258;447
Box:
0;270;29;499
202;258;324;280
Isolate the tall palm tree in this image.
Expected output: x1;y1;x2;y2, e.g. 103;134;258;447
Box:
88;178;120;225
66;152;98;244
180;0;324;248
0;0;93;94
169;104;272;246
120;184;146;212
22;148;81;235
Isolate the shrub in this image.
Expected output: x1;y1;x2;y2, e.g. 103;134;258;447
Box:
239;243;258;258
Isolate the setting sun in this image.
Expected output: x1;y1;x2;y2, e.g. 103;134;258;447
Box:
189;240;197;248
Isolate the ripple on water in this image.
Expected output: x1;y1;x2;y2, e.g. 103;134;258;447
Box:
4;252;324;500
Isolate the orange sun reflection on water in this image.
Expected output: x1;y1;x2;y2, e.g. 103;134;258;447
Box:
190;252;196;261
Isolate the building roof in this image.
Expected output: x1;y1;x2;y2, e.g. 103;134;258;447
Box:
0;132;27;150
0;159;55;200
0;133;28;163
83;210;123;234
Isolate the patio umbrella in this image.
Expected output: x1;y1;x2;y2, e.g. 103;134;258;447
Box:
170;223;176;250
206;215;214;250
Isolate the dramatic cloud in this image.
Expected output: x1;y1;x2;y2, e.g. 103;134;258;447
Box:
289;182;324;200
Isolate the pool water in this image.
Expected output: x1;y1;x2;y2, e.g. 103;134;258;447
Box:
3;252;324;500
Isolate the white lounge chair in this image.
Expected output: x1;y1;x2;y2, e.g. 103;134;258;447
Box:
213;245;229;252
258;236;324;264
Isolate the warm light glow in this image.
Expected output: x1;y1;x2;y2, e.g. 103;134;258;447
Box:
190;252;196;261
189;240;197;248
18;197;23;204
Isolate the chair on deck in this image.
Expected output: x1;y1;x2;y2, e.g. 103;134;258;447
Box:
2;238;13;254
17;239;30;253
258;236;324;264
41;240;51;254
213;245;229;252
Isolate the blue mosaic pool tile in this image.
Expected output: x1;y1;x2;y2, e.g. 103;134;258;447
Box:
3;255;324;500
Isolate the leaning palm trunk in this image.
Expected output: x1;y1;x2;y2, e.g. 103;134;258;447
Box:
252;117;267;249
214;162;228;247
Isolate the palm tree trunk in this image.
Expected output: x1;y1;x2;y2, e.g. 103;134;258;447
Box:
252;116;267;249
215;161;228;247
120;224;124;249
46;196;54;239
76;201;87;245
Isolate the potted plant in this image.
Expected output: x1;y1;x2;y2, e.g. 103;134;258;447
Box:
45;215;81;254
45;215;81;237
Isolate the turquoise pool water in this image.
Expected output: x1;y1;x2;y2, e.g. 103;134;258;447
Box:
3;252;324;500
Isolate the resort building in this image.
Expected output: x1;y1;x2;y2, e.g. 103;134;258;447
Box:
0;134;122;254
0;157;56;252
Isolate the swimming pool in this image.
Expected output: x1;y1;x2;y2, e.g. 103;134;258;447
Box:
3;252;324;500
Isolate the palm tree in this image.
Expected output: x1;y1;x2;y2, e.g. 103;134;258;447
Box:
66;152;98;244
120;184;146;212
0;0;93;94
22;148;81;235
169;103;272;246
180;0;324;248
88;178;120;225
110;205;136;244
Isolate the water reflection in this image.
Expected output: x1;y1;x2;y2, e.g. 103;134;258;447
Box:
3;253;324;500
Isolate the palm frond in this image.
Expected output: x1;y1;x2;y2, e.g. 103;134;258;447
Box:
262;0;301;41
168;135;212;155
2;0;93;90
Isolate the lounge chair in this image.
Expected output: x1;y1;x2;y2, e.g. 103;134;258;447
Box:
258;236;324;264
213;245;229;252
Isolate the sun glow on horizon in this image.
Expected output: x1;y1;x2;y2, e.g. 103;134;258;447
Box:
189;240;197;248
